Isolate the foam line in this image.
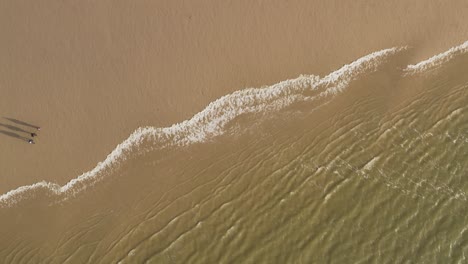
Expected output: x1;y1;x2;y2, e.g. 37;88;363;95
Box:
405;41;468;74
0;47;403;208
318;47;405;96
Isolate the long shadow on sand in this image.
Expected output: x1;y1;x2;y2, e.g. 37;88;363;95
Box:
0;123;31;135
3;117;40;130
0;130;30;142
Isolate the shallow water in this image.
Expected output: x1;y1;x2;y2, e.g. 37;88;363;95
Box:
1;45;468;263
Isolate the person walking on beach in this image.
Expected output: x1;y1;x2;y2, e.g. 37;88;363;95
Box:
28;139;35;144
31;132;37;137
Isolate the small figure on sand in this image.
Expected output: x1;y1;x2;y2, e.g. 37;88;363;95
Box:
28;139;35;144
31;132;37;137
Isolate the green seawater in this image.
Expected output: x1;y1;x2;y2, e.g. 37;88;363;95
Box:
114;56;468;263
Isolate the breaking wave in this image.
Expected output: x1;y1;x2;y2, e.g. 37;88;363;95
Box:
405;41;468;74
1;40;466;208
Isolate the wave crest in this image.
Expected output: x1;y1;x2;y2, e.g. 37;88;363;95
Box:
405;41;468;74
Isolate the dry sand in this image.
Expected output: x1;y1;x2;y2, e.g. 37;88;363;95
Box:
1;0;468;193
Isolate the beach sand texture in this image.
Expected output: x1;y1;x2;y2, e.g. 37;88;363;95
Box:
1;0;468;263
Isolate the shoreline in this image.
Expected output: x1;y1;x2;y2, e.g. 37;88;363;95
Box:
2;0;468;194
1;41;468;207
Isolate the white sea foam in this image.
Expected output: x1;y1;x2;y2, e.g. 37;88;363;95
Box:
318;47;406;96
405;41;468;74
363;156;380;171
0;47;403;208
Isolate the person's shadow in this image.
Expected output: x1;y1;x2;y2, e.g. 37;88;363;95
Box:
0;123;31;135
3;117;40;130
0;130;30;142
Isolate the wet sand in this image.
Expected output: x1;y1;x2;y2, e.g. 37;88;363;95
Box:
1;0;468;202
